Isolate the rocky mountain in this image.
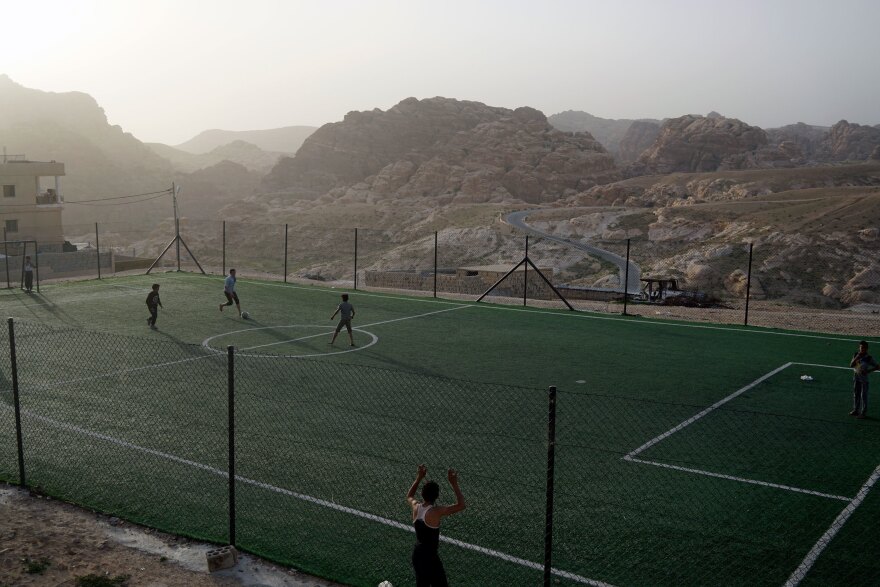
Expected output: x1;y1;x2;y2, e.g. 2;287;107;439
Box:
819;120;880;161
264;97;620;204
634;115;768;174
547;110;661;158
147;140;284;173
0;75;262;228
0;75;175;227
765;122;828;158
174;126;317;155
618;121;662;162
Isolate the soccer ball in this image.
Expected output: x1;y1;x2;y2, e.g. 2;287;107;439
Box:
378;582;393;587
241;311;250;320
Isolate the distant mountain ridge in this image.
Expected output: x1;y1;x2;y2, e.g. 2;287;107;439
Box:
146;140;284;173
549;109;880;168
547;110;661;158
174;126;317;155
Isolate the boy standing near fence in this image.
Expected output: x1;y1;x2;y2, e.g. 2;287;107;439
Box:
146;283;162;330
329;293;356;346
850;340;879;419
23;256;34;293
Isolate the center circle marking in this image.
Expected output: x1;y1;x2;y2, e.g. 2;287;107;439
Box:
201;324;378;358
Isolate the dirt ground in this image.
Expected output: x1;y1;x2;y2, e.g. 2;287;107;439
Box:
0;484;346;587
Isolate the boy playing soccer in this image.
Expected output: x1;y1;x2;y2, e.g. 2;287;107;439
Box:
219;268;242;316
146;283;162;330
329;293;356;347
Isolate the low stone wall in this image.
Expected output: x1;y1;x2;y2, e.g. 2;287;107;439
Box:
365;269;610;300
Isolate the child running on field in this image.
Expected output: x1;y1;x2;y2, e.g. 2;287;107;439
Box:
329;293;356;347
219;268;242;316
146;283;162;330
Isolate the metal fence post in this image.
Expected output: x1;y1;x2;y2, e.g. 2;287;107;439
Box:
95;222;101;279
543;385;557;586
623;238;631;315
744;242;754;326
283;223;288;283
523;235;529;307
433;231;438;298
227;345;236;546
3;228;9;288
222;221;226;276
8;318;26;487
353;228;358;290
34;240;40;293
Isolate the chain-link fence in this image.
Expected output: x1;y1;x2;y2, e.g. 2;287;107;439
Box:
2;319;879;586
4;217;879;336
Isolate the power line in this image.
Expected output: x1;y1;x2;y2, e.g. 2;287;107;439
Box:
1;188;172;207
64;190;171;204
66;192;172;206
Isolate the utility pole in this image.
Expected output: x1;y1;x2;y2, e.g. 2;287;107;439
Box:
173;182;181;271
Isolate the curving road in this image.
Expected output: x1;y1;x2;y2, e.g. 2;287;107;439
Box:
505;209;642;294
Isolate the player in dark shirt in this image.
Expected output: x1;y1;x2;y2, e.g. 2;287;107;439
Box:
146;283;162;330
406;465;466;586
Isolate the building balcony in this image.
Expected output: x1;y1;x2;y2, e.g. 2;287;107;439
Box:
35;189;63;206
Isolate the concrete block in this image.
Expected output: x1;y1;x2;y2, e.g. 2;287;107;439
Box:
206;545;239;572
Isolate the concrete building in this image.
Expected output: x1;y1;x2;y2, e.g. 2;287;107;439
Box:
1;157;65;251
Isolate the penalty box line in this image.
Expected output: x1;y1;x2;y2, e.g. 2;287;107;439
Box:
7;404;616;587
622;362;854;501
784;463;880;587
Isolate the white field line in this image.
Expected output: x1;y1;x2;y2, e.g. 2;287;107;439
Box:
624;457;849;502
624;363;793;459
9;405;615;587
1;306;472;395
791;362;853;371
237;306;469;352
784;464;880;587
9;355;213;395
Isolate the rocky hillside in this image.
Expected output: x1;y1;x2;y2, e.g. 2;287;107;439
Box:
264;97;620;204
542;163;880;308
618;121;662;162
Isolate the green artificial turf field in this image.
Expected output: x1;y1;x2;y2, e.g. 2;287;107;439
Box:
0;272;878;586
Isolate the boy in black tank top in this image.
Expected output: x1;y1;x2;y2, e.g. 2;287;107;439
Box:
406;465;466;586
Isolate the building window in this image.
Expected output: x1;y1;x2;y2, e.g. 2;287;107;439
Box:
2;185;15;198
5;219;18;233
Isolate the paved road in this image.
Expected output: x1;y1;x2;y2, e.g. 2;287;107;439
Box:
504;209;642;294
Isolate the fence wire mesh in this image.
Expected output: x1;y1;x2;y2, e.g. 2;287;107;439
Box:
13;216;877;336
4;321;229;542
2;320;880;585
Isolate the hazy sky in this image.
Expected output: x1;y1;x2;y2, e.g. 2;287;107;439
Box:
3;0;878;144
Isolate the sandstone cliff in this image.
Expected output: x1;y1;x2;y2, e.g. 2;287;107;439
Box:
635;115;768;174
547;111;661;157
617;121;661;162
819;120;880;161
264;98;620;204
